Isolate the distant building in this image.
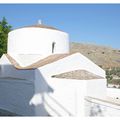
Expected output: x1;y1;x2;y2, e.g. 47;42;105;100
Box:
0;22;119;116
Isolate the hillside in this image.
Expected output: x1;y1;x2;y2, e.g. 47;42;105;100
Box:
70;42;120;69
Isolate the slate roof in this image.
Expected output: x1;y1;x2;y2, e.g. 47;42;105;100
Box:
51;70;104;80
12;24;62;32
5;53;104;80
5;53;71;70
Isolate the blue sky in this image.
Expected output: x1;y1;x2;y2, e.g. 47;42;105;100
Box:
0;4;120;49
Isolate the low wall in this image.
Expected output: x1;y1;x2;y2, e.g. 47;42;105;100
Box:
107;88;120;98
85;97;120;116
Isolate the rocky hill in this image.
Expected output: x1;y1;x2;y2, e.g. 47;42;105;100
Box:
70;42;120;69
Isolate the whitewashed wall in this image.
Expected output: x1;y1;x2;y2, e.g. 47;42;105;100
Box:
29;69;50;116
40;53;105;78
107;88;120;98
86;79;107;99
0;54;35;80
36;53;106;116
0;52;107;116
0;78;35;116
43;78;87;116
0;55;36;115
85;97;120;116
40;77;106;116
8;28;69;55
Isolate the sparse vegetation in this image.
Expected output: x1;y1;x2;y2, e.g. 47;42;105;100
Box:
105;67;120;88
102;52;105;54
70;42;120;68
70;42;120;88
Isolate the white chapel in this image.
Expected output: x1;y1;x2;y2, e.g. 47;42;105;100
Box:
0;22;118;116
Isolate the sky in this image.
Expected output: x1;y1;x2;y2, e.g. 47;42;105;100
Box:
0;4;120;49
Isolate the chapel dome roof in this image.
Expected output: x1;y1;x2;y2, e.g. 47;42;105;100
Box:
13;23;62;32
24;24;59;30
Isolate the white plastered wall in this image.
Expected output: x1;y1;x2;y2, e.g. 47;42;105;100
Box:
0;52;107;116
0;55;36;115
40;53;105;78
0;54;35;80
0;78;35;115
36;53;106;116
40;77;106;116
8;28;69;55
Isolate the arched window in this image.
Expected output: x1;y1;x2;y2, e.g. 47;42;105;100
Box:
52;42;56;53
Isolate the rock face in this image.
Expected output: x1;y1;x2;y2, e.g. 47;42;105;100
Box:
70;42;120;69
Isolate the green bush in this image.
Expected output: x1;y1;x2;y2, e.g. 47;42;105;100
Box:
0;17;12;57
106;67;120;85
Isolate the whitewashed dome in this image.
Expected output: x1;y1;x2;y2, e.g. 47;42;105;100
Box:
7;23;69;55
